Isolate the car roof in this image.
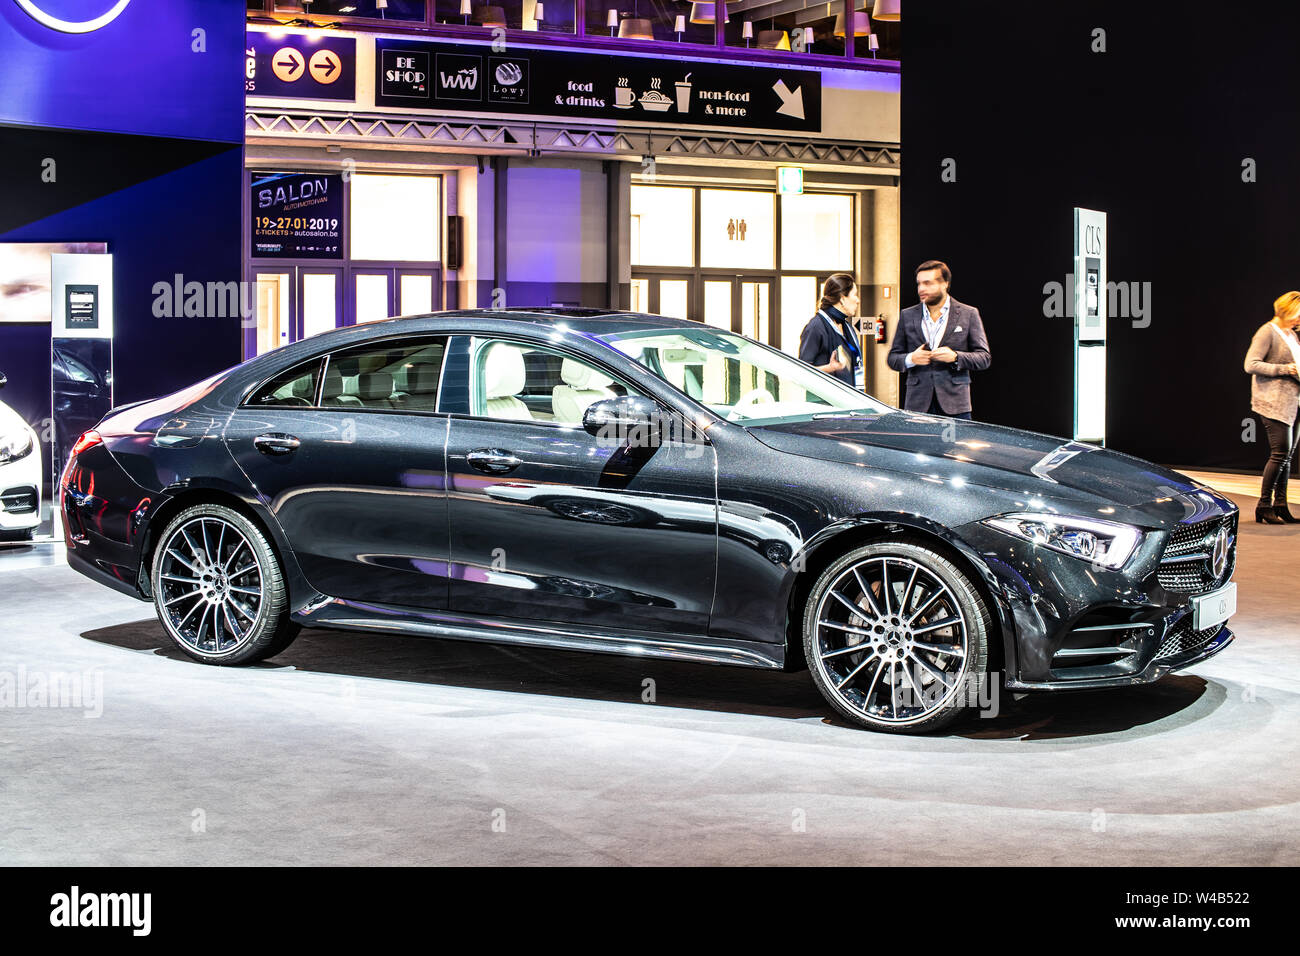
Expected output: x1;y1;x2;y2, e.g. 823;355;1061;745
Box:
356;308;705;337
214;308;722;405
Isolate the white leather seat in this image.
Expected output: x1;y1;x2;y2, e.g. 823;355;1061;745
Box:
552;357;616;425
658;347;706;400
483;343;533;420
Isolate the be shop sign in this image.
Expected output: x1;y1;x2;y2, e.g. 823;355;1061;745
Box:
373;38;821;132
381;48;430;99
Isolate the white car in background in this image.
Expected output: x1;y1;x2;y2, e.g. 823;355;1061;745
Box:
0;372;41;541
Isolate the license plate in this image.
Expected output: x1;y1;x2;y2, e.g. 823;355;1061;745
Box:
1191;581;1236;631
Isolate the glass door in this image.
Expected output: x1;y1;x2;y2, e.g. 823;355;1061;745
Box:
351;268;392;326
630;273;693;320
299;267;343;342
254;271;291;355
780;275;822;357
739;279;772;343
702;279;733;331
397;270;437;316
701;275;774;343
349;267;441;325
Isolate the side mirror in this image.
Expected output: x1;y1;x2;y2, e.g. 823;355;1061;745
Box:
0;372;7;390
582;395;665;448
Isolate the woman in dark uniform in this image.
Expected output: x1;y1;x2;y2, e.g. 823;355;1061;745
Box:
798;273;863;387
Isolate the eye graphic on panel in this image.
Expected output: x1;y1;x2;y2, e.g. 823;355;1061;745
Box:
13;0;131;33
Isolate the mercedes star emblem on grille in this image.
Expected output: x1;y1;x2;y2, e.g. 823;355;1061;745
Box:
1211;527;1231;579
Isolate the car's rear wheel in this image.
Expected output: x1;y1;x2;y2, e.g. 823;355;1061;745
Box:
150;504;299;665
803;539;990;734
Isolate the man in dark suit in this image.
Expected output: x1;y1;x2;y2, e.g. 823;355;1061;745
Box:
887;260;991;419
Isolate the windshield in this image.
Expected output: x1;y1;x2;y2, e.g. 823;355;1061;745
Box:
600;326;892;425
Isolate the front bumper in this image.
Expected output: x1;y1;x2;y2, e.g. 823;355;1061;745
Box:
960;509;1239;691
1005;623;1234;691
0;442;42;532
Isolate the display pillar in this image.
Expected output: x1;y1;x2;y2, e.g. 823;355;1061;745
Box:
50;253;114;501
1073;208;1107;444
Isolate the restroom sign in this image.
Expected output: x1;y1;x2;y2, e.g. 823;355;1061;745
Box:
246;30;356;101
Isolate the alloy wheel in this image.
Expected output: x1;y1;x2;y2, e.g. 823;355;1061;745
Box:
156;516;265;657
811;555;971;726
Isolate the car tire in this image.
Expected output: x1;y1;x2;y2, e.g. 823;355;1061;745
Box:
150;503;300;665
803;538;990;734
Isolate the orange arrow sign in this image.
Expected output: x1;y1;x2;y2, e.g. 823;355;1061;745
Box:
309;49;342;85
272;47;304;83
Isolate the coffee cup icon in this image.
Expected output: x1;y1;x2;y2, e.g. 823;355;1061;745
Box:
614;78;635;109
675;73;692;113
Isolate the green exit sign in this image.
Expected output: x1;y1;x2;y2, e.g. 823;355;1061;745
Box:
777;166;804;195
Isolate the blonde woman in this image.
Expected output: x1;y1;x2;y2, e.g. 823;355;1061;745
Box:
1245;290;1300;523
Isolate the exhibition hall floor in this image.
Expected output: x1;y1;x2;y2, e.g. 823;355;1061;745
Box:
2;490;1296;866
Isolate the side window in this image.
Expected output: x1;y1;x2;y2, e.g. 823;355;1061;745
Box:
320;337;447;412
471;338;634;426
246;358;323;408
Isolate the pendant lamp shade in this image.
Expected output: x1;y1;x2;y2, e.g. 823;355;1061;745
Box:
473;3;505;26
873;0;899;20
689;1;728;24
618;17;654;38
756;28;790;50
834;11;872;36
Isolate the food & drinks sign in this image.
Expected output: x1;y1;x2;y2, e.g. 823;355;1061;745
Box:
374;38;821;132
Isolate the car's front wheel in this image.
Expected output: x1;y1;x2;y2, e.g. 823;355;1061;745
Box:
150;503;299;665
803;538;990;734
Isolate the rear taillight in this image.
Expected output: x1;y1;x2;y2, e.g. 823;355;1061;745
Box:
71;430;103;457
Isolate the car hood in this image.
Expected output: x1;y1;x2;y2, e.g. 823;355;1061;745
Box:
748;411;1226;520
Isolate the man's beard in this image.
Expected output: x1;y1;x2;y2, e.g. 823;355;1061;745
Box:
921;291;945;306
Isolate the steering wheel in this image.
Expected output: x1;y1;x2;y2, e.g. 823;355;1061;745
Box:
735;387;776;407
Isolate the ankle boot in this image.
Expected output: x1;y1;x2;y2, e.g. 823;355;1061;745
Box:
1275;473;1299;521
1256;501;1285;524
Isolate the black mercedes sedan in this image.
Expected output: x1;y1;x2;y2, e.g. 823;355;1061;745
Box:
60;309;1238;733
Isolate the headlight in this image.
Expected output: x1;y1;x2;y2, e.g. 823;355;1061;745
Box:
0;429;34;464
982;513;1142;570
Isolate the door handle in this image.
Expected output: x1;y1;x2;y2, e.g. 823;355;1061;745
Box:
466;448;522;475
254;433;301;455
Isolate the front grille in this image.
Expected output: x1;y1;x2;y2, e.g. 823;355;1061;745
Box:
0;486;37;515
1157;514;1237;594
1154;615;1225;661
